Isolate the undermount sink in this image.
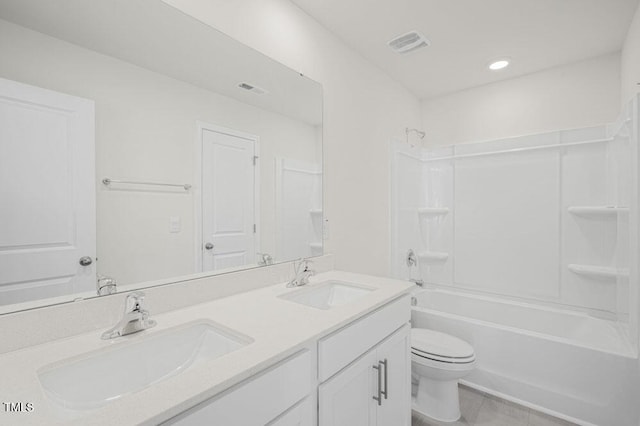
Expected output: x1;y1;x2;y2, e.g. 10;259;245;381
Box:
38;320;252;410
280;280;374;310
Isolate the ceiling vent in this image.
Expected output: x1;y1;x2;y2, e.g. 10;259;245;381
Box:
238;82;268;95
388;31;430;54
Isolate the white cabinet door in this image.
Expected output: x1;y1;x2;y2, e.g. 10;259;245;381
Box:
375;324;411;426
319;324;411;426
0;77;95;305
319;350;379;426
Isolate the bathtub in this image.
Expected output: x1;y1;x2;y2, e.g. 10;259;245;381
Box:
411;289;640;426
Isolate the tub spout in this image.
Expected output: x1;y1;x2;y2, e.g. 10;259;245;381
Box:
409;278;424;287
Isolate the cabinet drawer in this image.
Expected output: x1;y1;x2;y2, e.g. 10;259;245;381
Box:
166;350;311;426
318;295;410;382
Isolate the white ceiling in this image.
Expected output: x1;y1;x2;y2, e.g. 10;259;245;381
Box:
290;0;640;100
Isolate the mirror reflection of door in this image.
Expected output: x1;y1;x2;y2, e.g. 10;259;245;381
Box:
0;78;96;305
198;123;258;272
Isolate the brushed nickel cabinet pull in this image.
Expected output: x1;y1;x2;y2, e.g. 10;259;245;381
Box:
381;359;388;399
372;363;382;406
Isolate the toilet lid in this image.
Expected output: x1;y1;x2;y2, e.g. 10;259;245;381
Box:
411;328;474;359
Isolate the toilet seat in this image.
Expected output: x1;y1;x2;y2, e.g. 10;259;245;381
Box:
412;348;475;364
411;329;475;364
411;328;476;422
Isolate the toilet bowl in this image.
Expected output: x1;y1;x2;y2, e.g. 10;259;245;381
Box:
411;328;476;422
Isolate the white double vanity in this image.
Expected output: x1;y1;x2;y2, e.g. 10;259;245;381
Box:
0;266;413;425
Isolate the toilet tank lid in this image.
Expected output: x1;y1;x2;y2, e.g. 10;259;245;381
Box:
411;328;474;359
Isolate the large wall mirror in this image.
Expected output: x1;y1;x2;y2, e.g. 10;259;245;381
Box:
0;0;323;314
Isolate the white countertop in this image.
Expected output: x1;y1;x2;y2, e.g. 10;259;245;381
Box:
0;271;412;425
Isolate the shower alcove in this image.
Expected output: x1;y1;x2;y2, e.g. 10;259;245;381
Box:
391;96;640;425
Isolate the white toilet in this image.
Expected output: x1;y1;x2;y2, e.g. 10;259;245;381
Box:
411;328;476;422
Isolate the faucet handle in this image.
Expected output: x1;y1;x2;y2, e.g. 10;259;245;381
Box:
294;258;314;273
257;252;273;266
124;291;146;313
97;275;117;296
101;291;155;340
303;259;314;273
406;249;417;268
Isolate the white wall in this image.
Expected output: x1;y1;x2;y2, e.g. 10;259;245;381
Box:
621;2;640;106
162;0;422;277
421;53;621;146
0;19;319;285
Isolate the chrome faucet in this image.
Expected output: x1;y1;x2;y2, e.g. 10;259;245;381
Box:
406;249;423;287
101;292;157;340
97;275;117;296
257;252;274;266
287;258;315;287
409;278;424;287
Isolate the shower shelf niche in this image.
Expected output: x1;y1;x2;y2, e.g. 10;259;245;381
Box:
418;252;449;263
568;264;630;279
567;206;629;218
417;207;450;216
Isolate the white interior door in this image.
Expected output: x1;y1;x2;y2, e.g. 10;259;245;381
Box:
200;126;257;272
0;77;95;305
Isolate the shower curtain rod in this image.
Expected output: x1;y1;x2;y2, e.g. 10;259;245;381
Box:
421;137;614;162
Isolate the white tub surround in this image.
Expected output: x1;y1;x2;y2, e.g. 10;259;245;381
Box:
393;97;640;425
392;115;637;320
411;289;640;426
0;270;412;425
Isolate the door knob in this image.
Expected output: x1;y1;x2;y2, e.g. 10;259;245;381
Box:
79;256;93;266
204;243;214;250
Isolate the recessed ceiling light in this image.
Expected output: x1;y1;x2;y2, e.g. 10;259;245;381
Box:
488;59;510;71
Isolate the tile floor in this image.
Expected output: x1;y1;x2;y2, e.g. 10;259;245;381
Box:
411;385;577;426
